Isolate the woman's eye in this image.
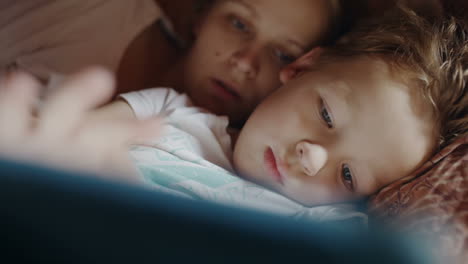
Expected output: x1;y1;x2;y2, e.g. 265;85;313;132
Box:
231;17;248;33
341;164;354;192
320;99;334;128
274;49;296;64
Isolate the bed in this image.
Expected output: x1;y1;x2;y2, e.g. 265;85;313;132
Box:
1;0;466;263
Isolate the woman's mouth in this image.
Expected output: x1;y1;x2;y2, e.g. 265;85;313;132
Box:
210;78;242;102
264;147;284;185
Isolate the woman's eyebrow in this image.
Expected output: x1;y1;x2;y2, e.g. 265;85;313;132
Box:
226;0;257;17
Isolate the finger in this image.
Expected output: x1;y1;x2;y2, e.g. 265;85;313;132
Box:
38;67;115;138
80;117;163;150
106;149;142;183
65;118;162;179
129;117;164;143
0;72;40;141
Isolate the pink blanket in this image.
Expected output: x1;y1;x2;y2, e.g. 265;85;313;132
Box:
370;135;468;264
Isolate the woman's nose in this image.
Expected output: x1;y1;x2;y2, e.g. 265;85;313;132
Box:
296;141;328;177
229;46;259;79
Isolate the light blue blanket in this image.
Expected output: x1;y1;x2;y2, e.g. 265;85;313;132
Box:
131;145;367;223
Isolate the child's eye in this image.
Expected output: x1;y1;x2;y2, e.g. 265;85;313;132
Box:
231;17;249;33
341;164;354;192
274;49;296;65
320;98;334;129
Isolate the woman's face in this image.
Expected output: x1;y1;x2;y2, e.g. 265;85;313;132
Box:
182;0;333;126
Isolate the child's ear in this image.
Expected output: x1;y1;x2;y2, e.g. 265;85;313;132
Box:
280;47;323;84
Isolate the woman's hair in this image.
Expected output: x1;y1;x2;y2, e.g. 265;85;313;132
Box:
320;5;468;151
321;0;343;45
195;0;214;13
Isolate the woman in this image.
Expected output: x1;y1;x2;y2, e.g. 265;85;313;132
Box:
0;0;341;126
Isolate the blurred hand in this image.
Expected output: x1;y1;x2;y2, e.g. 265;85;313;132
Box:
0;67;161;182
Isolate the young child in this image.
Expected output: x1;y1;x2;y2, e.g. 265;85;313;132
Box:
104;5;468;207
1;6;466;209
0;0;342;128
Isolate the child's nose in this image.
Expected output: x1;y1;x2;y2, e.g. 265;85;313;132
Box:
296;141;328;177
229;46;260;79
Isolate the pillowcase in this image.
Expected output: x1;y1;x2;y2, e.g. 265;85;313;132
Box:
369;135;468;264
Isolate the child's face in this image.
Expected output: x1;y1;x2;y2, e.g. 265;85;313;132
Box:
182;0;333;126
233;54;435;206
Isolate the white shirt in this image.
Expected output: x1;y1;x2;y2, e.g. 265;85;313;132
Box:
121;88;234;172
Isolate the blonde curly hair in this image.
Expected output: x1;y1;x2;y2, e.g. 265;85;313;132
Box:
319;5;468;151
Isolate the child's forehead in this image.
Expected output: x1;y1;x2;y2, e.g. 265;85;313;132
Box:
330;60;434;175
313;68;434;194
308;56;397;92
329;56;433;118
326;58;417;117
322;56;419;97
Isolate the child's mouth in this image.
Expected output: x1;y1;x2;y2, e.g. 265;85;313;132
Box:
264;147;284;185
211;79;242;102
